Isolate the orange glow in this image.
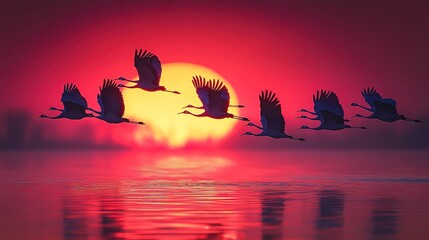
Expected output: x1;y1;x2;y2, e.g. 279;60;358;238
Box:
122;63;240;148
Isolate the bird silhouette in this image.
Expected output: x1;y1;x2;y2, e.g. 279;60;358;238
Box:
183;104;244;109
298;90;366;130
40;83;93;120
350;87;421;123
296;114;350;122
243;90;304;140
114;49;180;94
179;76;249;121
87;79;144;125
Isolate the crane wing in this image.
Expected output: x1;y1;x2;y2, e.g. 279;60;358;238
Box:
207;79;230;113
61;83;87;114
192;76;230;113
98;79;125;117
362;87;397;113
259;90;285;133
313;89;344;118
134;49;161;86
192;76;210;108
361;87;382;110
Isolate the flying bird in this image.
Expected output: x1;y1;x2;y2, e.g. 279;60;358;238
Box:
350;87;421;123
242;90;305;140
298;90;366;130
40;83;93;120
179;76;249;121
114;49;180;94
87;79;144;125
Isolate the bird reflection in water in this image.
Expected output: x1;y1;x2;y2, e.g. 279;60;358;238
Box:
315;190;345;240
62;197;88;240
100;195;125;240
261;190;286;240
372;197;398;240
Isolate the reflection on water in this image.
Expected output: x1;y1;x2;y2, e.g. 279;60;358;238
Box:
0;150;429;240
315;190;344;240
261;190;286;240
372;198;398;240
100;195;125;240
63;197;88;240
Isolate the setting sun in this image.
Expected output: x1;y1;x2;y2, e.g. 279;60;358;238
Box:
122;63;241;148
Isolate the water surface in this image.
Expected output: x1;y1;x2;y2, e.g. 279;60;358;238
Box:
1;150;428;239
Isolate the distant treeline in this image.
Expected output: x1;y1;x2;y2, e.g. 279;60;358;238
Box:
0;110;124;150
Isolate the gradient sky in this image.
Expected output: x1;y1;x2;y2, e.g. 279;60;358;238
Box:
1;0;428;149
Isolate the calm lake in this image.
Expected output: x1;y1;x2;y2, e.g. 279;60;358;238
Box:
1;150;428;240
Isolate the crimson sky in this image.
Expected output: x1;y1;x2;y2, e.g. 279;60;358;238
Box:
1;0;428;149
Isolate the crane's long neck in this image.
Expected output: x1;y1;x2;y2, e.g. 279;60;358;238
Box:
247;122;263;130
244;131;266;137
115;77;139;83
119;84;139;89
87;107;102;115
40;114;64;119
355;114;374;119
298;115;319;120
302;125;324;130
300;109;317;115
183;111;209;118
352;103;373;112
184;105;204;109
50;107;63;112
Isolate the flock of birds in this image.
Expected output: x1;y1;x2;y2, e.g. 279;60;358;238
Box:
40;49;421;142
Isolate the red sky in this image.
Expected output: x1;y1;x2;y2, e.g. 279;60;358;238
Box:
1;0;428;149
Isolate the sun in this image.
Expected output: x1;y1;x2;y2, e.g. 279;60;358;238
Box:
122;63;240;148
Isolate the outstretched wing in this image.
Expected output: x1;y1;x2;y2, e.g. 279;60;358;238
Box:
362;87;397;113
61;83;87;114
134;49;161;86
192;76;230;113
192;76;210;109
207;79;230;113
361;87;382;110
313;89;344;118
259;90;285;133
98;79;125;117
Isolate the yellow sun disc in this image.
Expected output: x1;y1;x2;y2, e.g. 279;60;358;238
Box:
122;63;240;148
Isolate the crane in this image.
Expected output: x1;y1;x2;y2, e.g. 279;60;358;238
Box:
179;76;249;121
39;83;93;120
242;90;305;140
298;90;366;130
350;87;421;123
87;79;144;125
114;49;180;94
